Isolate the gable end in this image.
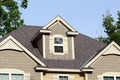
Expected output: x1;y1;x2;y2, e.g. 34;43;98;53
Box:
42;16;77;32
0;35;46;67
82;41;120;68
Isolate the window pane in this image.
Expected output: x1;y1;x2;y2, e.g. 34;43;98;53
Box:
109;77;114;80
55;46;63;53
54;37;63;44
59;76;68;80
116;77;120;80
0;74;9;80
104;76;108;80
64;76;68;80
104;76;114;80
11;74;23;80
59;76;63;80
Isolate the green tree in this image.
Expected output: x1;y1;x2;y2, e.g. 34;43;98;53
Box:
97;11;120;45
0;0;28;37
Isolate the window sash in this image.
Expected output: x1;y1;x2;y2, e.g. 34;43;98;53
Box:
0;73;9;80
0;73;24;80
11;74;24;80
103;76;120;80
59;76;68;80
54;46;63;53
54;37;64;53
54;37;63;44
116;77;120;80
104;76;114;80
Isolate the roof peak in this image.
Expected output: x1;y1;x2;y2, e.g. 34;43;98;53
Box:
42;16;77;32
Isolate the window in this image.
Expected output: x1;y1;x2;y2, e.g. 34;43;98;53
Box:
59;76;68;80
11;74;23;80
104;76;114;80
0;73;24;80
0;73;9;80
54;37;64;53
104;76;120;80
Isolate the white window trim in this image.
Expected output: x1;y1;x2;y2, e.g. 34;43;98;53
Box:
0;72;24;80
98;72;120;80
53;35;64;55
0;69;25;80
103;76;120;80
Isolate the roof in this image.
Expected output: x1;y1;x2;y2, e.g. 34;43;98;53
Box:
1;25;107;69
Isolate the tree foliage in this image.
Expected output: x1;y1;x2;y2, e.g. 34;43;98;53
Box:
0;0;28;36
97;11;120;45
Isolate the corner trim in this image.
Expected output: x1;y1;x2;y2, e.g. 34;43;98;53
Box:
85;73;88;80
43;35;46;58
72;37;75;59
40;72;43;80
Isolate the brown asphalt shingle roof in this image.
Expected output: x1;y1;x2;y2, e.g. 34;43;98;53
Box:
2;25;107;69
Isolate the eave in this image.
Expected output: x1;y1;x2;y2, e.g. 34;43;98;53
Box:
80;68;94;72
66;31;79;36
35;67;81;72
39;29;51;34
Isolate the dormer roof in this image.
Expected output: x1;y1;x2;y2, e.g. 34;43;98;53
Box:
42;16;77;32
31;16;79;42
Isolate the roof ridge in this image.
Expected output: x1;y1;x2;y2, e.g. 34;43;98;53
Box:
23;24;44;28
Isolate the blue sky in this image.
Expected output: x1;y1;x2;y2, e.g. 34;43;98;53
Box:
21;0;120;38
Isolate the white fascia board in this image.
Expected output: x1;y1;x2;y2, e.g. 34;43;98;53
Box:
81;68;94;72
72;37;75;59
35;67;80;72
42;16;76;32
39;29;51;34
0;35;46;67
47;68;80;72
82;41;120;68
67;31;79;36
35;67;48;71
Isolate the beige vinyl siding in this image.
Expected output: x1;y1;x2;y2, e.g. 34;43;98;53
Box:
50;22;68;36
45;35;50;56
44;21;74;60
0;50;41;80
88;55;120;80
68;37;74;57
43;72;84;80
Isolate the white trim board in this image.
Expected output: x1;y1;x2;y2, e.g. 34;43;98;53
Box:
43;35;46;58
82;41;120;68
35;67;80;72
0;35;46;67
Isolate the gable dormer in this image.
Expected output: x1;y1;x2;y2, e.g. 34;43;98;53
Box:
33;16;78;60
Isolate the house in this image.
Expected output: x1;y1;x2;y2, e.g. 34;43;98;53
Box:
0;16;120;80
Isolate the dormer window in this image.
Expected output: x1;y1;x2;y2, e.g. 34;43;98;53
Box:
54;36;64;53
